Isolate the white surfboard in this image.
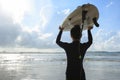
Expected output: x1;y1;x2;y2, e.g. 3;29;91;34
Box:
61;3;99;31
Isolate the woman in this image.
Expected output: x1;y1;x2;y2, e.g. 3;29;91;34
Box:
56;25;93;80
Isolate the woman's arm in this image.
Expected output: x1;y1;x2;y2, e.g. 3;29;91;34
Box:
88;29;93;45
56;30;63;44
83;27;93;49
56;27;67;48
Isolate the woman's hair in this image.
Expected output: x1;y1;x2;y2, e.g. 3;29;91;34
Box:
70;25;82;40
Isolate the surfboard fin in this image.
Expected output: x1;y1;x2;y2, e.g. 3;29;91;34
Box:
93;17;99;27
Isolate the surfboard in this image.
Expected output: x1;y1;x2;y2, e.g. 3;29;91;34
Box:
61;3;99;31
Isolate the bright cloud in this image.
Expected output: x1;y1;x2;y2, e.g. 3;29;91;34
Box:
20;0;54;33
0;0;54;49
0;0;32;24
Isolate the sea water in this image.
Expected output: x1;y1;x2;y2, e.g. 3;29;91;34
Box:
0;52;120;80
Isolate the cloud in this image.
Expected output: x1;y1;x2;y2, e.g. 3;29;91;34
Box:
0;0;119;52
16;0;55;48
90;29;120;51
39;4;54;30
38;33;53;40
62;9;71;15
106;1;113;8
16;31;53;48
20;0;54;32
0;10;21;47
103;32;120;51
0;0;55;49
0;0;32;24
57;9;71;15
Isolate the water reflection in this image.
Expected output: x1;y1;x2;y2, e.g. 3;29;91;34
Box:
0;54;25;70
0;53;66;80
0;54;29;80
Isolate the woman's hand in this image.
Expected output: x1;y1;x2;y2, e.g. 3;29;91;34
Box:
59;26;64;31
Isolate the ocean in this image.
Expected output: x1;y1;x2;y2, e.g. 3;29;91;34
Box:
0;52;120;80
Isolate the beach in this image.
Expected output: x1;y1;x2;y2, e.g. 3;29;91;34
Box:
0;52;120;80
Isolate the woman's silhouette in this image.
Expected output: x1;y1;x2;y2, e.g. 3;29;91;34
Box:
56;25;93;80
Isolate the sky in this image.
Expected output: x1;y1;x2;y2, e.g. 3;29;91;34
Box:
0;0;120;52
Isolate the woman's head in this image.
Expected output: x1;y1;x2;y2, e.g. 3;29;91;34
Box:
70;25;82;40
